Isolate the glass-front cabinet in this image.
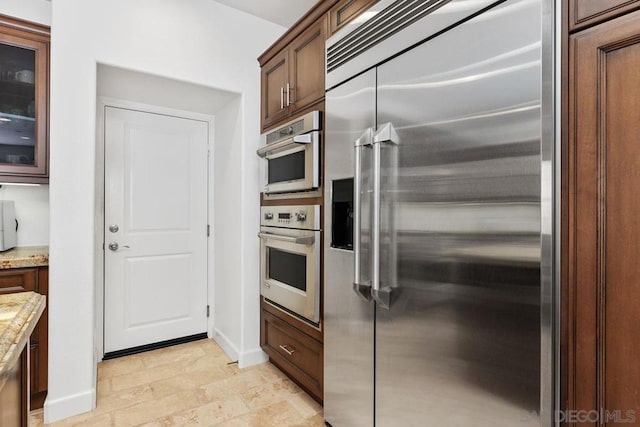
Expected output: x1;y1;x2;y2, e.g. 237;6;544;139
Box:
0;15;49;183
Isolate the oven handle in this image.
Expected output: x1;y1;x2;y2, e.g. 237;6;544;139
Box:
258;232;315;245
256;131;320;158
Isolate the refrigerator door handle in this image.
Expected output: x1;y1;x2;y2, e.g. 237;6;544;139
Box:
353;128;374;302
373;122;399;145
371;122;399;310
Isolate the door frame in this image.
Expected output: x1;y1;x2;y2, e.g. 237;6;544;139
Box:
94;97;215;360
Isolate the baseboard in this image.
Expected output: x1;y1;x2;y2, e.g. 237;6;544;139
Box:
238;347;269;368
212;328;239;362
44;388;96;424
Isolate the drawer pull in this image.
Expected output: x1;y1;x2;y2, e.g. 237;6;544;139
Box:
279;344;296;356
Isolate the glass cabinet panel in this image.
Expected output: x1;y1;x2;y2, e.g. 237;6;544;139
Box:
0;43;36;166
0;16;49;182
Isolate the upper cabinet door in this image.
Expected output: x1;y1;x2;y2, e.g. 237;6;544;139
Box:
289;18;326;116
570;0;640;31
329;0;378;35
568;8;640;420
0;17;49;183
261;50;290;131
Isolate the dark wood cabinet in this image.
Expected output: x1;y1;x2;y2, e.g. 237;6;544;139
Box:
260;298;323;403
0;347;28;427
569;0;640;31
289;19;326;115
565;8;640;423
0;266;48;409
259;0;378;132
260;17;328;132
329;0;378;35
0;15;49;184
261;50;290;131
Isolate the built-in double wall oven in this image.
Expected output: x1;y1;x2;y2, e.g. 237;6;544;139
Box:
259;205;321;324
257;111;323;326
257;111;321;195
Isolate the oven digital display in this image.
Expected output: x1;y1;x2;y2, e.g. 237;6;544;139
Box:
279;213;291;220
268;249;306;292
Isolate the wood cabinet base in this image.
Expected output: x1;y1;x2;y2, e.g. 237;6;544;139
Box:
0;267;48;409
260;298;323;403
0;346;29;427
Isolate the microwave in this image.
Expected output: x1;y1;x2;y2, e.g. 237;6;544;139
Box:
257;111;321;195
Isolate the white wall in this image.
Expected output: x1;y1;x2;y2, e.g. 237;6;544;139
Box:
0;185;49;246
212;96;242;359
0;0;51;25
0;0;51;247
47;0;284;422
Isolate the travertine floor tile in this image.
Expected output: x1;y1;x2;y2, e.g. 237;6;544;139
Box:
110;359;189;392
240;378;302;410
163;395;250;425
91;384;155;414
112;390;199;427
29;339;323;426
139;342;207;369
29;409;44;426
98;355;145;380
150;367;229;399
97;378;112;397
196;370;269;403
287;391;323;419
217;401;307;427
291;413;325;427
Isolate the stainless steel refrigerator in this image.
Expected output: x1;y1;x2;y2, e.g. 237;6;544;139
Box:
323;0;557;425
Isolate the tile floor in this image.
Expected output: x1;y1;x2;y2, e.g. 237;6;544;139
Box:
30;339;324;426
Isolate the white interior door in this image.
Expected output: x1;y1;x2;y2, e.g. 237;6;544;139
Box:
104;106;208;354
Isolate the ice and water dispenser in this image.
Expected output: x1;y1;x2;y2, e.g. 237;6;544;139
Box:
331;178;353;250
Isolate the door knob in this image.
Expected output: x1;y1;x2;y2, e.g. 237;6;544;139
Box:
108;242;119;251
109;224;119;233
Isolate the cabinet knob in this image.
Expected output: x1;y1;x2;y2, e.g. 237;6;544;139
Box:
280;87;285;110
286;83;291;106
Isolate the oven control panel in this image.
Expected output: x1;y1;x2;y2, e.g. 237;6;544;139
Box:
261;205;320;231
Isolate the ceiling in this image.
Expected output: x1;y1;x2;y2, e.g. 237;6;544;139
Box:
213;0;318;27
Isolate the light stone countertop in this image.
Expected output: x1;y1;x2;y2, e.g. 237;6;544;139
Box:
0;292;46;392
0;246;49;269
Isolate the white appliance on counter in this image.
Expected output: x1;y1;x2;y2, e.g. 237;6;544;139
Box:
0;201;17;251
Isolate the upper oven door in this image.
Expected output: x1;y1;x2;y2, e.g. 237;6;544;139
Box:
259;227;320;323
257;131;321;194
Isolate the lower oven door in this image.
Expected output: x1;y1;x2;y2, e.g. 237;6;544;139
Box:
259;131;320;194
259;227;320;323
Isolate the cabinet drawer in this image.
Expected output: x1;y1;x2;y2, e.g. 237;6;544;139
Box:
0;268;37;294
570;0;640;31
261;310;323;400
